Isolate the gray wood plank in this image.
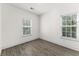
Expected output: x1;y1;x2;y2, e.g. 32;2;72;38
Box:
1;39;79;56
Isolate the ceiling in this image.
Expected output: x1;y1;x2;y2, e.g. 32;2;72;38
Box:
10;3;79;15
10;3;56;15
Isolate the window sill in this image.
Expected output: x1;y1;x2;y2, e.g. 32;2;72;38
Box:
61;36;79;42
22;34;32;37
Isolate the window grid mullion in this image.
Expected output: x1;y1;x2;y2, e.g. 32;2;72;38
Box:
62;14;77;38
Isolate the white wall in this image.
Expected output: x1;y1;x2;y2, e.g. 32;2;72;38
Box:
0;4;2;55
40;4;79;51
2;4;40;49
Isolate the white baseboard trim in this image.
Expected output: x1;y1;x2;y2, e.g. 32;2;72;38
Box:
40;38;79;52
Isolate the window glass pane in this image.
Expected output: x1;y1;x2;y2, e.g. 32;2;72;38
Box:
67;20;72;25
62;16;67;20
67;16;71;21
67;32;71;37
67;27;71;32
62;32;67;36
72;15;77;25
72;14;77;20
23;20;30;26
27;20;30;26
72;32;76;38
72;27;76;32
62;27;66;32
62;21;67;25
23;27;31;35
72;20;76;25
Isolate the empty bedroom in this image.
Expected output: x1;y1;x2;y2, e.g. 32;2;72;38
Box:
0;3;79;56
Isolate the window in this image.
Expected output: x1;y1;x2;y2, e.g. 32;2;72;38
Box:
62;14;77;38
23;19;32;36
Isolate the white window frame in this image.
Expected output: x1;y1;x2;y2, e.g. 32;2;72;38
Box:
22;19;32;36
61;14;77;40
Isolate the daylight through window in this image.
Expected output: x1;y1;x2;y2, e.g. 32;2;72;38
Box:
62;14;77;38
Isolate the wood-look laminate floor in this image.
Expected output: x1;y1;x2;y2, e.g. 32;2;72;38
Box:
1;39;79;56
